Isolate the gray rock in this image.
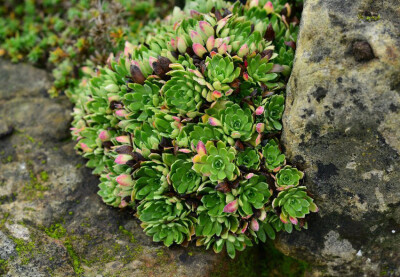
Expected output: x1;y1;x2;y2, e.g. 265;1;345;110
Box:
278;0;400;276
0;59;231;276
0;231;16;260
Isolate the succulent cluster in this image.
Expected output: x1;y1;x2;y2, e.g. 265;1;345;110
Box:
71;0;315;258
0;0;173;96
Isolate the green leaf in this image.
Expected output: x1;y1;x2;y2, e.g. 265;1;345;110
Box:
226;241;236;259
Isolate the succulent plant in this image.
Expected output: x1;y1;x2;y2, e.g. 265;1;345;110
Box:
192;141;238;182
132;161;168;201
176;123;226;148
210;233;252;259
272;186;318;225
170;159;202;194
70;0;313;259
246;54;278;85
205;101;255;141
275;165;304;189
199;187;230;216
205;54;241;92
262;138;285;171
195;211;239;238
236;148;260;170
142;217;195;247
97;173;133;208
162;58;205;116
234;175;272;216
137;197;188;223
262;94;285;131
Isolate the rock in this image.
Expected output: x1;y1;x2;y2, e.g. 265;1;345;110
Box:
0;231;16;260
278;0;400;276
5;224;30;241
0;59;50;100
0;59;233;276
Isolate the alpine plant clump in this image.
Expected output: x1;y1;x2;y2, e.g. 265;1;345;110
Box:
71;0;315;259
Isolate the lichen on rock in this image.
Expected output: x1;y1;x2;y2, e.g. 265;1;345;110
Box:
278;0;400;275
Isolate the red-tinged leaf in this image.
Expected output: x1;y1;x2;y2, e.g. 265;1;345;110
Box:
290;217;298;225
196;141;207;155
115;154;133;165
116;136;130;143
250;218;259;231
116;174;133;186
285;41;296;50
255;106;264;115
98;130;110;141
264;1;274;14
223;199;238;213
241;222;248;233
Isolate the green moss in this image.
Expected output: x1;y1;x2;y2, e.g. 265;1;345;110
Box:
25;134;35;143
118;226;136;243
358;13;380;21
45;223;67;239
0;259;8;275
43;221;85;274
10;237;36;265
0;213;10;228
64;239;84;275
134;245;143;254
22;170;49;200
156;249;163;257
80;218;91;228
40;171;49;182
1;154;13;164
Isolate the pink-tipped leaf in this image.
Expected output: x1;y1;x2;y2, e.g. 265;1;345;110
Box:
115;154;133;165
116;174;134;187
223;199;238;213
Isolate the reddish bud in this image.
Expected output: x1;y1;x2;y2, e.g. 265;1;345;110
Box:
99;130;110;141
116;136;130;143
115;154;133;165
116;174;134;187
223;199;238;213
250;218;259;231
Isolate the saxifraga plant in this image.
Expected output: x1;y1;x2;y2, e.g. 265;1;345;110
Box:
71;0;315;259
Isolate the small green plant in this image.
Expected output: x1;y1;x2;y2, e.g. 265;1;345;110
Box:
0;0;173;96
70;0;315;259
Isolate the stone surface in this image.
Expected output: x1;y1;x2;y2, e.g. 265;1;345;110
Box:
278;0;400;276
0;59;232;276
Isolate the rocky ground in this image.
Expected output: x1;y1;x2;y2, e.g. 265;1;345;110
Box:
0;59;236;277
278;0;400;276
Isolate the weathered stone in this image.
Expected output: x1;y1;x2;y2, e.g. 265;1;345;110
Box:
0;59;232;276
278;0;400;276
0;59;50;100
0;231;16;260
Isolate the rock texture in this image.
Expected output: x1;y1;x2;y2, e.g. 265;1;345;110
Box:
278;0;400;276
0;59;232;276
